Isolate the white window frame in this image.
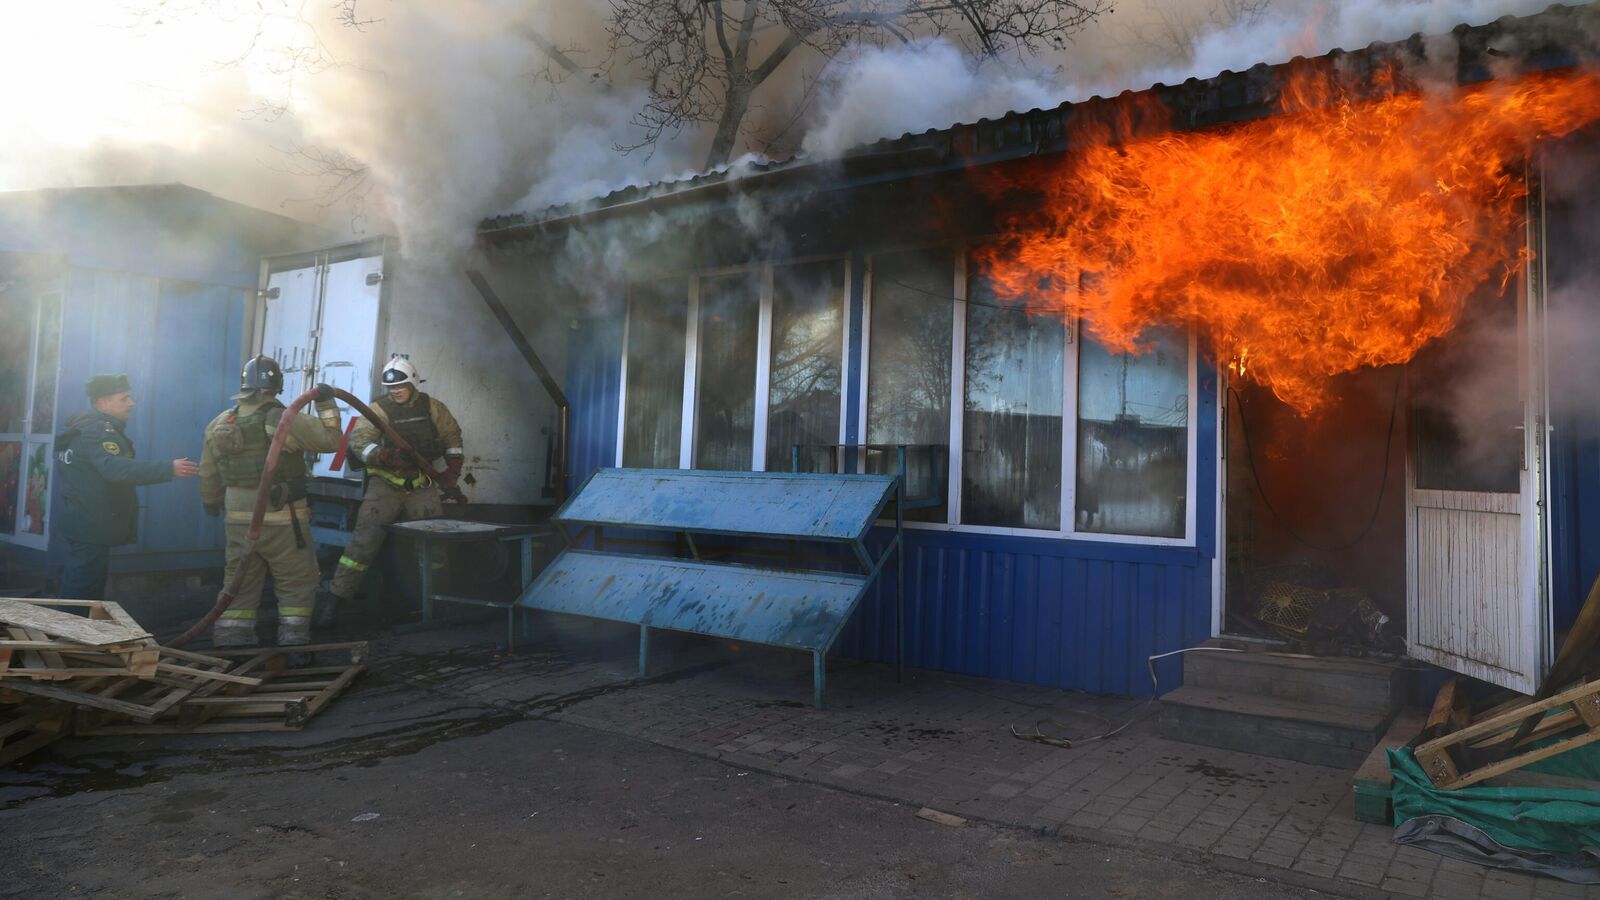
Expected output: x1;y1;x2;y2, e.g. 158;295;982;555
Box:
613;247;1199;549
859;245;1199;548
616;257;852;472
0;287;64;550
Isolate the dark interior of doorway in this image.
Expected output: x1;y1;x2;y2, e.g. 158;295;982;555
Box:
1224;366;1410;656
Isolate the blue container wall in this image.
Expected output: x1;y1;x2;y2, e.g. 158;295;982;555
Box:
834;529;1213;697
1544;140;1600;637
46;268;246;574
566;315;623;494
563;306;1220;697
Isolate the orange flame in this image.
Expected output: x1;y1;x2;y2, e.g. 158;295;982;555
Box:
976;66;1600;413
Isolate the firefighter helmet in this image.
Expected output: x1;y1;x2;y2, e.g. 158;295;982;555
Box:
380;355;423;389
235;355;284;399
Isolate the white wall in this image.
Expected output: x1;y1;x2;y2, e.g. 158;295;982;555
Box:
378;255;566;506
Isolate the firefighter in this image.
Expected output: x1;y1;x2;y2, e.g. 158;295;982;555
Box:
54;374;200;600
199;356;342;648
323;356;464;623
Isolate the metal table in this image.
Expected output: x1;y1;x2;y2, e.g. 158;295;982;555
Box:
384;518;552;648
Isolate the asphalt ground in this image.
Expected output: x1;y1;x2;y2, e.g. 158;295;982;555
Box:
0;624;1335;900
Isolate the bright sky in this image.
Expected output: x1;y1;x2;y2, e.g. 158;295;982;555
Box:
0;1;317;202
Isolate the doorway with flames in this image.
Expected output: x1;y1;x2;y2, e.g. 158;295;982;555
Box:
1220;196;1556;695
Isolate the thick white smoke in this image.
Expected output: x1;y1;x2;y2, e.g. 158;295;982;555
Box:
806;0;1565;158
0;0;1577;259
802;40;1062;159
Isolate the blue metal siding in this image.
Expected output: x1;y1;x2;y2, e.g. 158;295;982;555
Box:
0;185;324;288
830;528;1211;697
1544;157;1599;637
562;314;1220;697
138;279;246;560
565;314;622;494
43;268;244;573
1548;380;1598;635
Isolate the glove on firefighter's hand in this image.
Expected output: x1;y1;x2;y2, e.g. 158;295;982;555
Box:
441;485;468;504
313;383;337;403
375;447;417;474
441;458;463;487
203;502;222;518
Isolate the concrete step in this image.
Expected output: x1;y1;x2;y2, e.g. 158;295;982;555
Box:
1158;686;1391;769
1184;645;1412;717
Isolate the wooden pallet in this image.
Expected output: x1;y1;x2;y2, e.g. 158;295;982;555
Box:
0;598;160;680
1414;677;1600;789
2;634;368;759
0;675;139;765
77;643;367;735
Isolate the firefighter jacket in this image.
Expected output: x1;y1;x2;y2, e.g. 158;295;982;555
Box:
54;409;173;546
348;392;463;489
200;396;341;521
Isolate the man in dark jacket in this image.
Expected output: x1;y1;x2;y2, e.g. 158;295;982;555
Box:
54;374;199;600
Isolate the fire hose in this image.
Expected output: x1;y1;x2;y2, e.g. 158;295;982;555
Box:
170;386;448;648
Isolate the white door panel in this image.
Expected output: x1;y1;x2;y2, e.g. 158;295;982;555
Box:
310;255;382;478
1411;500;1526;682
258;244;385;481
260;264;319;403
1405;189;1548;695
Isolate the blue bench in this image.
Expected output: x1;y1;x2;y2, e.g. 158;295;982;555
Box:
516;468;905;707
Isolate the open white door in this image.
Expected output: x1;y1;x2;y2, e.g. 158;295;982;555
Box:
258;240;387;481
1406;192;1550;694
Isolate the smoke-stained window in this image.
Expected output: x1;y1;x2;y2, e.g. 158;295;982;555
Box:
622;281;687;468
867;248;954;522
693;271;760;471
0;281;62;548
1076;329;1189;538
961;265;1065;530
767;260;845;472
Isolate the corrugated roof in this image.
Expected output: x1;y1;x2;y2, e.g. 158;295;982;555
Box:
479;2;1600;241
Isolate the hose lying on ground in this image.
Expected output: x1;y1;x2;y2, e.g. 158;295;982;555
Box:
169;387;442;648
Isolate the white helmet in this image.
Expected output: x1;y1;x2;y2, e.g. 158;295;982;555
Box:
380;355;423;389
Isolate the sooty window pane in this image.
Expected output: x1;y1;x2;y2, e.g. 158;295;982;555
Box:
621;281;686;468
29;293;60;435
867;248;954;521
1076;329;1189;538
961;269;1064;530
0;288;32;434
768;260;844;472
694;271;760;471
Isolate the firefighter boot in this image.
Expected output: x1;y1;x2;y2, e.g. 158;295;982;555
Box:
313;587;339;633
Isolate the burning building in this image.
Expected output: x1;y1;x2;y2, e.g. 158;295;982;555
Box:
479;4;1600;704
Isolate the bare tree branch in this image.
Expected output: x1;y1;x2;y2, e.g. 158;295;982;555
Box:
607;0;1113;169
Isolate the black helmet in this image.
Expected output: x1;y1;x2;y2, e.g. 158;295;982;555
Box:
237;355;284;398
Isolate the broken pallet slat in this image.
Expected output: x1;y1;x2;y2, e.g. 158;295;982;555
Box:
0;666;142;680
154;646;235;668
3;679;166;720
76;719;305;736
20;629;66;673
154;662;265;687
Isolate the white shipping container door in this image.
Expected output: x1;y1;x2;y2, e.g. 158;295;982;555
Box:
260;263;320;403
311;254;383;478
258;242;386;481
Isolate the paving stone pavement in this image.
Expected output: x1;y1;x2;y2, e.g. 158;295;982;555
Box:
378;618;1600;900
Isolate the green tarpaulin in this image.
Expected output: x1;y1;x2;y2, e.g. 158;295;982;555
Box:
1388;742;1600;879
